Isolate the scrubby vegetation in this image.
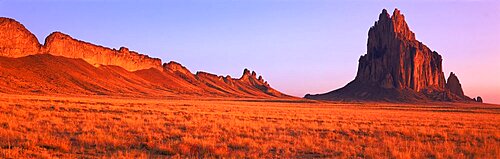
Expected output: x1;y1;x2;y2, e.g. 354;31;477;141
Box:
0;95;498;158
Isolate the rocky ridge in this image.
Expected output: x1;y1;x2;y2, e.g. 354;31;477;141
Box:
0;17;289;98
0;17;162;71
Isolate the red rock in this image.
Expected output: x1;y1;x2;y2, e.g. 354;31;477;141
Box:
0;17;291;99
446;72;465;97
0;17;41;57
42;32;162;71
306;9;471;102
359;8;445;91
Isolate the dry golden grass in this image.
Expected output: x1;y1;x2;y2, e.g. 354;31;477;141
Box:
0;94;498;158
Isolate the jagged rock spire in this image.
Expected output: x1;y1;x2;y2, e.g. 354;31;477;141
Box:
359;8;445;92
446;72;465;97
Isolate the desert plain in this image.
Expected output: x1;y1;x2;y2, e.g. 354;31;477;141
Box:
0;94;498;158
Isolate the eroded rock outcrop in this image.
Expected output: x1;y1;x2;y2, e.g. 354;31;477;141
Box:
446;72;465;97
194;68;286;97
0;17;162;71
0;17;291;98
305;9;472;102
357;8;446;91
0;17;41;57
475;96;483;103
42;32;162;71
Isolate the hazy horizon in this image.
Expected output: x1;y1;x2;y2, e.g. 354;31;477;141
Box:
1;0;499;103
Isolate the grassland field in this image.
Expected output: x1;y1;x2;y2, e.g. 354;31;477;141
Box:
0;94;498;158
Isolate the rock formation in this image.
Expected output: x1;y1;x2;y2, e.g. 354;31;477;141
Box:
475;96;483;103
305;9;474;102
0;17;41;57
0;17;162;71
42;32;163;71
0;17;290;98
358;8;445;91
194;68;284;97
446;72;465;98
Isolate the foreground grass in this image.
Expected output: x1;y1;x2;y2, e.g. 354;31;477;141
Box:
0;95;498;158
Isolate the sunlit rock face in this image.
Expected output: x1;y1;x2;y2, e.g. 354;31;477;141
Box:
0;16;292;98
42;32;162;71
0;17;41;57
0;17;162;71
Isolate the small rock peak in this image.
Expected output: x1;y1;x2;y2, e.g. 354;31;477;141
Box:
449;72;456;77
44;31;72;46
243;68;251;75
241;68;252;79
166;61;182;66
475;96;483;103
446;72;465;97
47;31;70;39
240;68;259;81
226;75;232;79
391;8;406;25
258;75;263;82
165;61;185;69
195;71;218;78
164;61;193;75
447;72;459;82
379;9;391;21
119;47;129;53
392;8;402;19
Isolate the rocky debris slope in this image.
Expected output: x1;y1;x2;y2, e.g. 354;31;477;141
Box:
0;17;290;98
305;9;477;102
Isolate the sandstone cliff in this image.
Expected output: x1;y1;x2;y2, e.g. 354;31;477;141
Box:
0;17;162;71
305;9;473;102
42;32;162;71
0;17;41;57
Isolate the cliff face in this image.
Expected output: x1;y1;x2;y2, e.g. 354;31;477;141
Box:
0;17;162;71
42;32;162;71
357;9;446;91
0;17;41;57
305;9;473;102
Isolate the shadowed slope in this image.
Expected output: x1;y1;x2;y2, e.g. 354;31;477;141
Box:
0;54;291;98
0;54;167;96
